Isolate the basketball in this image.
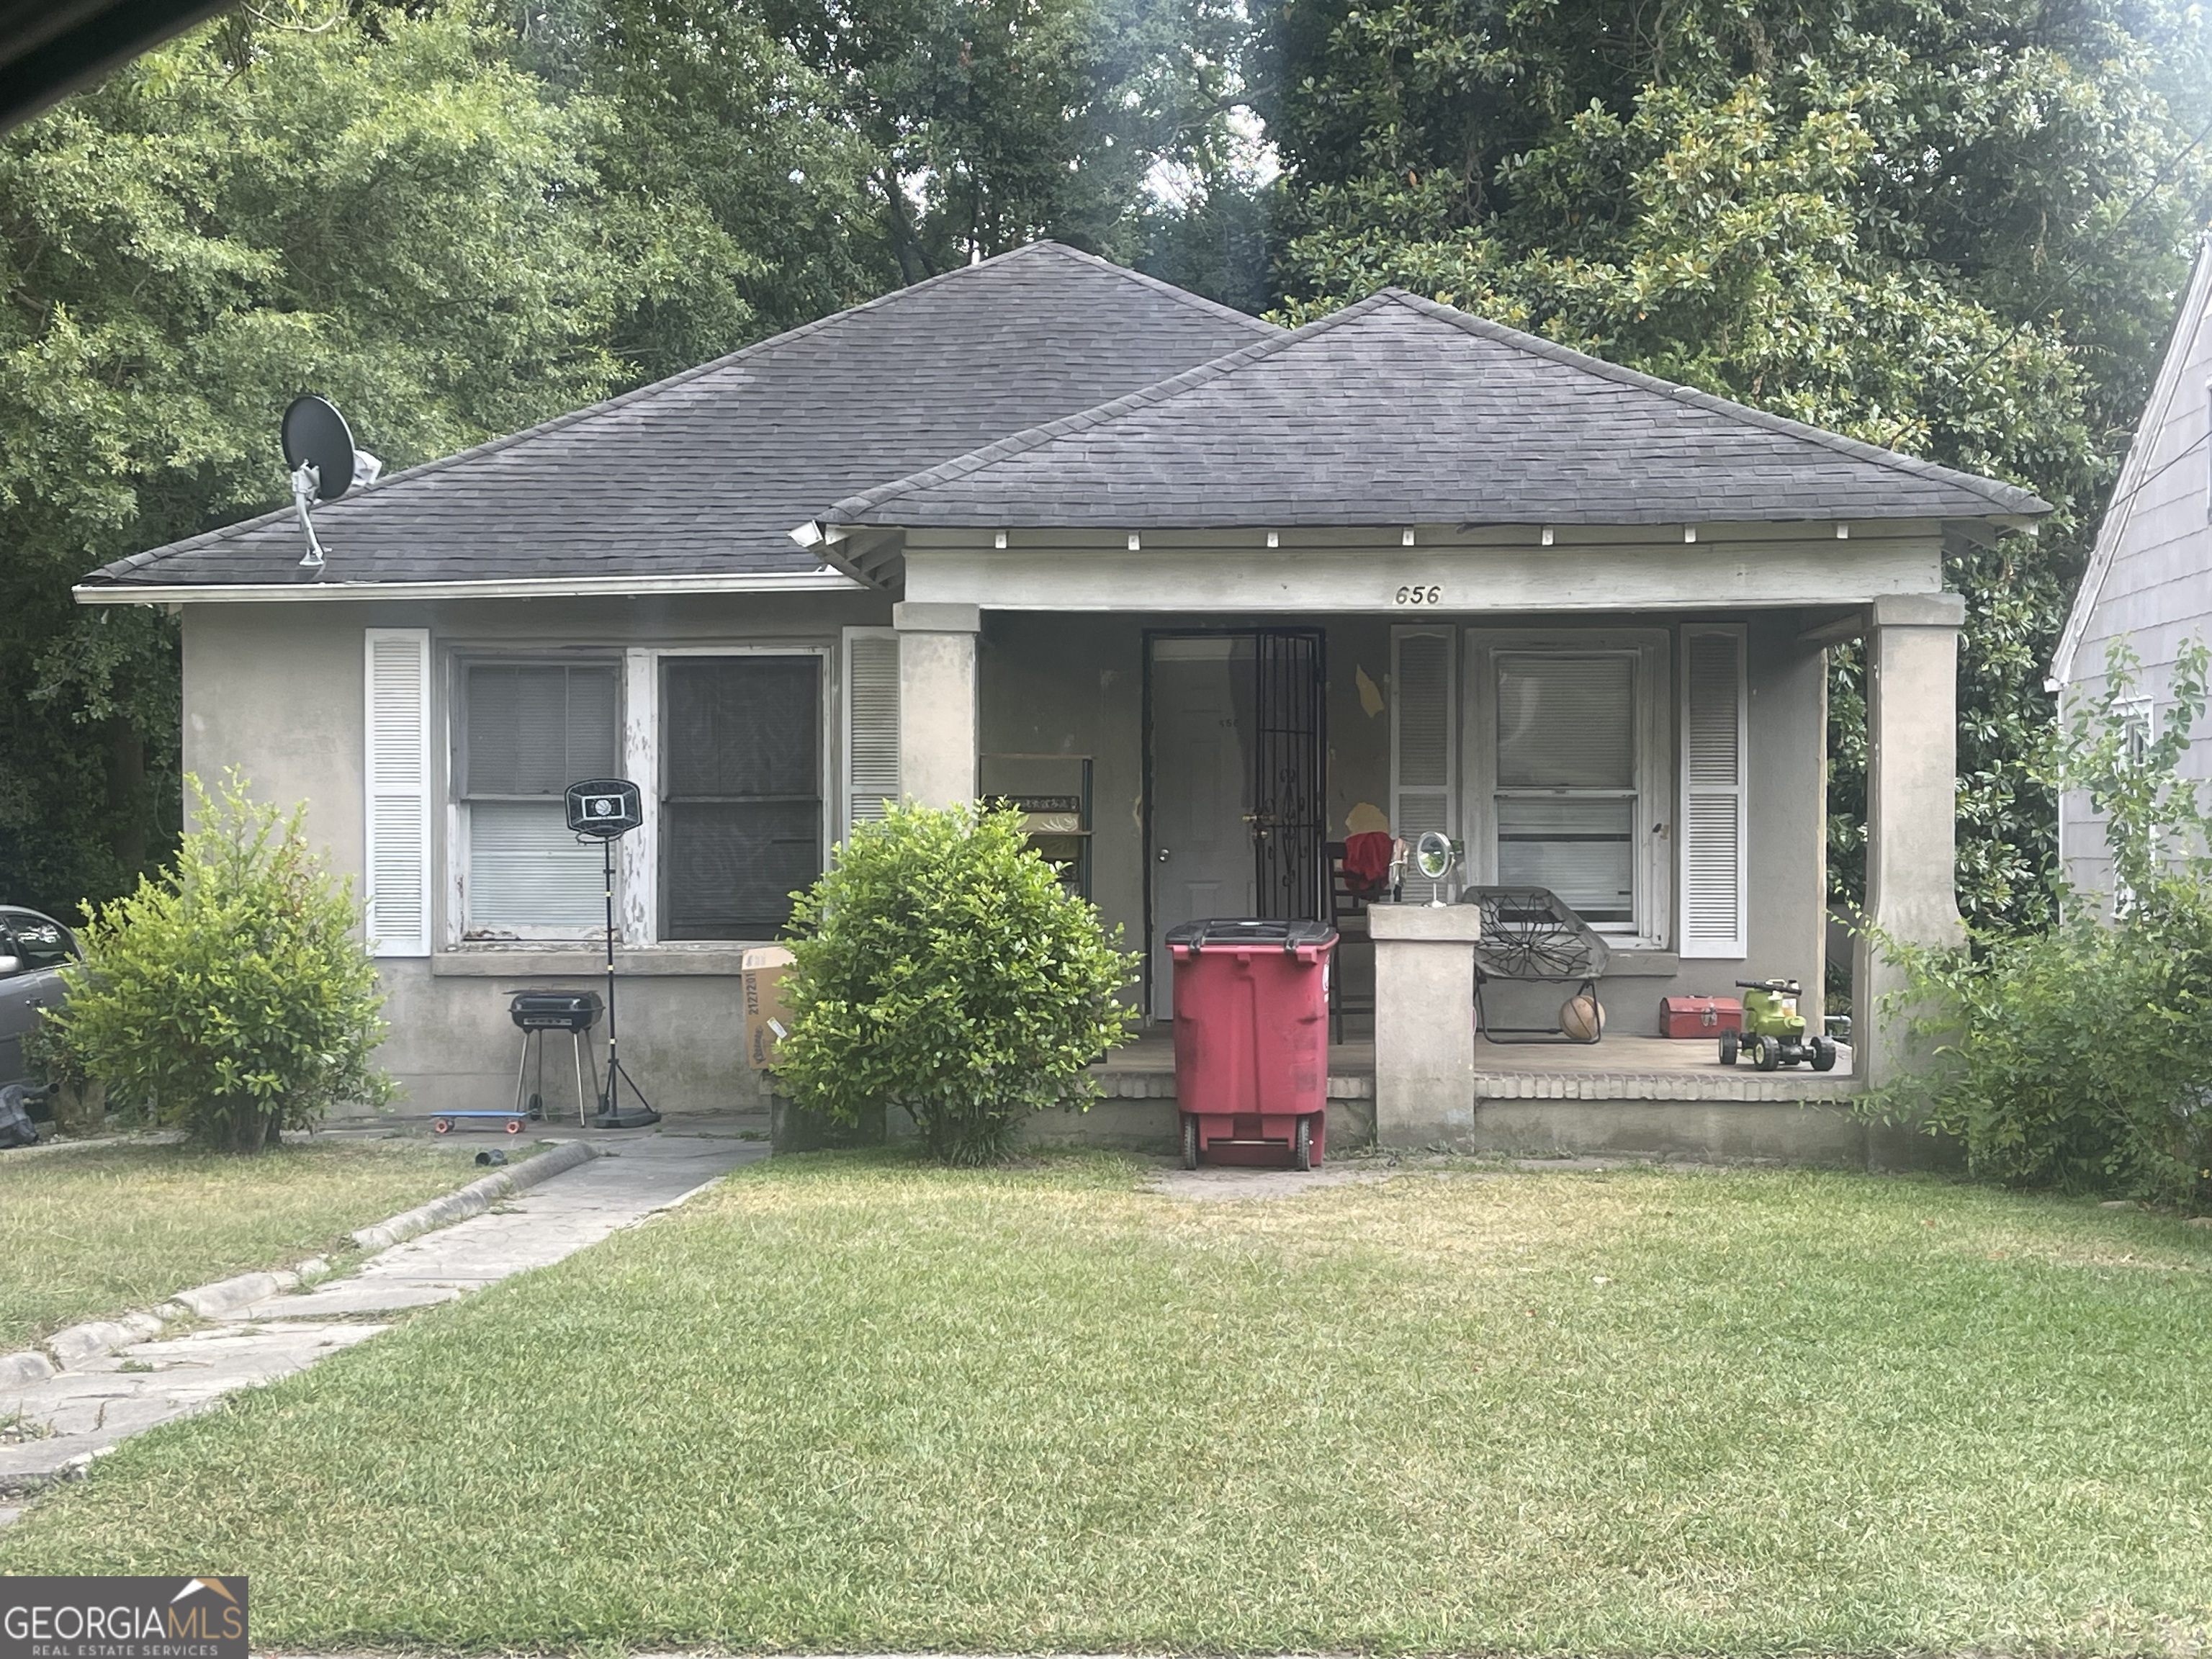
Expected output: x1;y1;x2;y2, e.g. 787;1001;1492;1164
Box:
1560;993;1606;1041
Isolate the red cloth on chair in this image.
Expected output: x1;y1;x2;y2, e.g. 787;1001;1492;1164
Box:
1341;831;1395;901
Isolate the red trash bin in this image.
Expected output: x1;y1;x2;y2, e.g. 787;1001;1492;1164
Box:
1166;918;1337;1171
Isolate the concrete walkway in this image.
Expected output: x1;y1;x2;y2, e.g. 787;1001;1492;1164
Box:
0;1128;765;1517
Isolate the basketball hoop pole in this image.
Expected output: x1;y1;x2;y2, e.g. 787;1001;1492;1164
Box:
593;828;660;1129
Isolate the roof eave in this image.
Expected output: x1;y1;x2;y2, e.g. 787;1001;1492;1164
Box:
73;570;866;606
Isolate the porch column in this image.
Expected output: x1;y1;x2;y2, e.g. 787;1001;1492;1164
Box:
1370;903;1485;1148
894;601;980;809
1853;592;1967;1093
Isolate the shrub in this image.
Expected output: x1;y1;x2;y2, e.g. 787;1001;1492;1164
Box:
50;773;392;1152
776;801;1138;1164
1869;642;2212;1207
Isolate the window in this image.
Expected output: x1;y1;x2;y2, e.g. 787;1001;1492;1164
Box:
660;656;822;939
459;662;619;935
1456;629;1673;947
1493;652;1637;925
1;912;74;971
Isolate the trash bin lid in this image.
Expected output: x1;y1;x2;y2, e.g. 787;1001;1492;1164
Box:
1164;917;1338;950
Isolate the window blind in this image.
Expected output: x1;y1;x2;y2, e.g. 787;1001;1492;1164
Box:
464;665;619;797
662;656;822;939
1495;653;1633;788
461;663;619;934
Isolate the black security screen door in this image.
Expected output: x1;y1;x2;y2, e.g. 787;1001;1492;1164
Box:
662;656;822;939
1254;628;1327;922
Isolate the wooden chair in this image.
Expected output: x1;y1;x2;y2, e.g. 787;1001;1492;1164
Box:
1326;841;1377;1043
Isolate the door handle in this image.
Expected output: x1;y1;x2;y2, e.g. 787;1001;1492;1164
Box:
1156;848;1172;863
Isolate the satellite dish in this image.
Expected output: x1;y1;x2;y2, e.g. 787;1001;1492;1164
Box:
280;395;382;570
1413;830;1460;905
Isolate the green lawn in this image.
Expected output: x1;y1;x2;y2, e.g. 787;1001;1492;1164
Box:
6;1154;2212;1653
0;1138;516;1349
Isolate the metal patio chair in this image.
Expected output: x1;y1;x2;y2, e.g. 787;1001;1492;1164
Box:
1460;885;1611;1044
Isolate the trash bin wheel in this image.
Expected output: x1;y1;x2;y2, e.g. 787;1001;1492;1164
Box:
1180;1115;1199;1171
1292;1117;1312;1172
1718;1028;1739;1066
431;1117;452;1135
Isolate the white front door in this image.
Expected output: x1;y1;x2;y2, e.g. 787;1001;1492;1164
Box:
1148;634;1255;1017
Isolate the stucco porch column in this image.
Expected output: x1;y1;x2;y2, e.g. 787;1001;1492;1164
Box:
1370;903;1485;1148
1853;592;1968;1092
894;601;980;809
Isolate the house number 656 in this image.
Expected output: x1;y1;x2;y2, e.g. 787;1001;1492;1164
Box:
1395;585;1443;606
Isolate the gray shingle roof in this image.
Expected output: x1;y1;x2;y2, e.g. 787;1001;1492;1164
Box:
84;243;1277;590
828;289;2051;531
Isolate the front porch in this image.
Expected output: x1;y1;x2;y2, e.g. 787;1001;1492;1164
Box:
1059;1026;1877;1165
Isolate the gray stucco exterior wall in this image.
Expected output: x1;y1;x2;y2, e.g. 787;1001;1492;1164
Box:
181;590;893;1119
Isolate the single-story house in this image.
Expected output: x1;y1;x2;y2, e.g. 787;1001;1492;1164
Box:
81;241;2048;1159
2049;232;2212;907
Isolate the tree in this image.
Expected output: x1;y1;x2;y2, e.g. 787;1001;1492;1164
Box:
757;0;1259;276
0;1;724;918
1258;0;2212;930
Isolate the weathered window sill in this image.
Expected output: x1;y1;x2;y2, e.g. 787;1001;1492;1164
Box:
429;945;771;977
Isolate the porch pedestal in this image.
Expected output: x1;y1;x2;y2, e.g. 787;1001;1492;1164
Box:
894;601;981;808
1370;903;1484;1148
1853;593;1968;1098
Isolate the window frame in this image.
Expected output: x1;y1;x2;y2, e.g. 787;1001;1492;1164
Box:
449;652;626;944
1462;627;1673;949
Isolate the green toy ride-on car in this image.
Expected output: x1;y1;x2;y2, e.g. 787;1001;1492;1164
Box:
1717;978;1838;1072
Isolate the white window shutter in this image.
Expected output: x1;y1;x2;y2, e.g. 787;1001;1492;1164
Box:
843;628;901;832
1391;626;1457;899
363;629;432;957
1679;624;1747;958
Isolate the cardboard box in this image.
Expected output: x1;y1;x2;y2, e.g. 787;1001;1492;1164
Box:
742;946;796;1069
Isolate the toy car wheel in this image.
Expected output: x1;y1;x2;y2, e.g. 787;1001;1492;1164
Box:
505;1117;524;1135
1181;1115;1199;1171
1812;1037;1838;1073
1754;1035;1781;1072
1718;1028;1739;1066
431;1117;451;1135
1293;1118;1313;1173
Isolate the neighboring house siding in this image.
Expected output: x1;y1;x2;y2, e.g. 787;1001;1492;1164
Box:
2055;240;2212;905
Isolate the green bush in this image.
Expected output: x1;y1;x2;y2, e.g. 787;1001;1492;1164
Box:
777;802;1138;1165
1871;642;2212;1208
49;773;392;1152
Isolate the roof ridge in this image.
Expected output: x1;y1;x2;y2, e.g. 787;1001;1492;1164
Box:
89;242;1262;585
824;292;1398;523
1025;240;1278;336
1376;289;2045;515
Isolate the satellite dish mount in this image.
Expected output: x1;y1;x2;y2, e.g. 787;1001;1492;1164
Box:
280;394;381;572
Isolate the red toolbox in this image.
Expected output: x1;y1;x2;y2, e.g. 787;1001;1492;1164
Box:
1166;917;1336;1171
1658;994;1743;1038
